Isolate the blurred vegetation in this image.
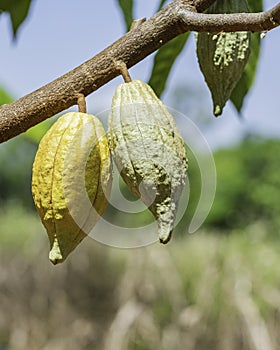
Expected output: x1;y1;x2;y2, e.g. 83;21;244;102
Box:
207;136;280;233
0;203;280;349
0;136;36;209
175;136;280;238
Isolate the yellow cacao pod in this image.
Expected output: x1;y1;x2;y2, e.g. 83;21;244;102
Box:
108;80;187;243
32;112;112;264
196;0;251;116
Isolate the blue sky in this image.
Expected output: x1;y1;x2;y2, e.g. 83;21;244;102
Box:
0;0;279;149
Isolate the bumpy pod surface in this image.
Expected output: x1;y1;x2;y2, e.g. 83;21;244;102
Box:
196;0;251;116
32;112;112;264
108;80;187;243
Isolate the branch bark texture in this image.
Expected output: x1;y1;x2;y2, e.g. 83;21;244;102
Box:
0;0;279;143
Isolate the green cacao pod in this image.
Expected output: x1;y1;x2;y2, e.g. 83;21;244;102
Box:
196;0;251;116
108;80;187;243
32;112;112;264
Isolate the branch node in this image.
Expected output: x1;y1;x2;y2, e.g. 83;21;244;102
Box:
130;18;146;31
77;93;87;113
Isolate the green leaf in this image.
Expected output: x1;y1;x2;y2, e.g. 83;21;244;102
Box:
0;0;32;37
157;0;167;11
0;86;13;105
230;1;262;112
247;0;263;13
116;0;134;31
148;33;190;97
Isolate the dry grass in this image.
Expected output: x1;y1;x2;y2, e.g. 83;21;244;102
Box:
0;204;280;350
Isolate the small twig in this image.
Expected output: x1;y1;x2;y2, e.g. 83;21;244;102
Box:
77;93;87;113
115;61;132;83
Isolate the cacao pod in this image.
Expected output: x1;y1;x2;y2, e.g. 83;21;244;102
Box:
32;112;112;264
196;0;251;116
108;80;187;243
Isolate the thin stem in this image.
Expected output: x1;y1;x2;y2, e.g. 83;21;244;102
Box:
77;93;87;113
115;61;132;83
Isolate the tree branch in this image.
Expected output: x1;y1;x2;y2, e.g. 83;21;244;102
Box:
178;3;280;32
0;0;279;143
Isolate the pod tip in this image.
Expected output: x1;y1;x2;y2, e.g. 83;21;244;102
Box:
49;239;64;265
